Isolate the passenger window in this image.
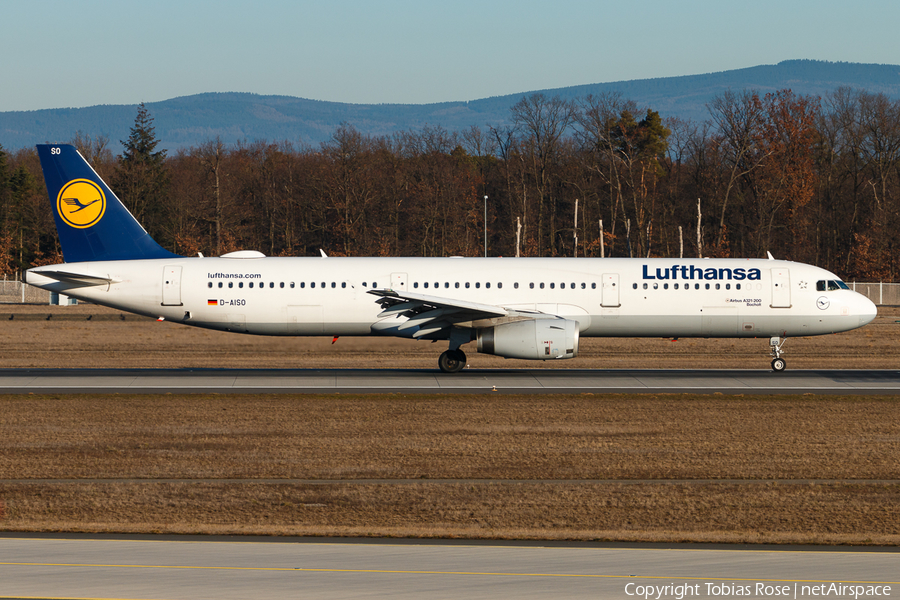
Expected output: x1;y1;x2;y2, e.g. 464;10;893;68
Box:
228;282;233;289
653;283;658;289
715;283;720;290
320;282;325;288
434;282;438;288
633;283;638;289
249;282;254;288
643;283;648;290
311;282;315;288
581;283;586;289
486;282;491;289
290;282;295;288
455;282;460;288
736;283;742;290
540;283;545;289
362;282;367;287
705;283;710;290
514;282;518;289
239;282;244;288
341;282;346;288
207;282;212;288
497;282;502;289
218;282;223;288
465;282;470;289
475;282;480;289
663;283;669;290
414;282;419;289
529;283;534;289
674;283;679;289
550;283;555;289
695;283;700;290
725;283;730;290
591;283;596;289
330;282;335;288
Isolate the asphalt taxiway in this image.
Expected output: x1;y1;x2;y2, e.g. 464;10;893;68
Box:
0;536;898;600
1;367;900;394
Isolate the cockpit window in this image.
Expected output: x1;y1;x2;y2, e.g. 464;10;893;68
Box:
816;280;850;291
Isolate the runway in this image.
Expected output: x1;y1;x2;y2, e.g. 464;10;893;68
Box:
1;367;900;394
0;535;897;600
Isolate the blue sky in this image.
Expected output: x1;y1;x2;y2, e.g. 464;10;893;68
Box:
2;0;897;112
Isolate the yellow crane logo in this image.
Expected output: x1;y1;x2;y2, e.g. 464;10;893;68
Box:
57;179;106;228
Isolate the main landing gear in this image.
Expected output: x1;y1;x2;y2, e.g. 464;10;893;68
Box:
770;336;786;372
438;349;467;373
438;327;472;373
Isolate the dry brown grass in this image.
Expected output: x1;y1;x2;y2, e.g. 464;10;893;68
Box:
1;303;900;370
2;302;899;543
1;393;899;544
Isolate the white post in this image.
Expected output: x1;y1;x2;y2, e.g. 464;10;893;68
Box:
483;196;488;257
573;198;579;258
696;198;703;259
515;216;521;258
599;219;605;258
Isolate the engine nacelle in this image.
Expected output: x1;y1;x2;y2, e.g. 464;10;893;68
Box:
477;318;579;360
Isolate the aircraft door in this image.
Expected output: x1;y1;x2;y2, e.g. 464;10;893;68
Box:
770;268;791;308
601;273;620;307
161;265;183;306
391;272;408;291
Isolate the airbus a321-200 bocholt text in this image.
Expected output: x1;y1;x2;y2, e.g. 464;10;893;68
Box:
26;144;877;372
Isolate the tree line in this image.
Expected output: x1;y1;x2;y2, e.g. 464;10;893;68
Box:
1;87;899;280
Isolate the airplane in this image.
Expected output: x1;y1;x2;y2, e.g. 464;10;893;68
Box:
26;144;877;373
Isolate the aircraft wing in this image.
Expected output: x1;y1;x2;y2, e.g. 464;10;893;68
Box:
368;289;508;338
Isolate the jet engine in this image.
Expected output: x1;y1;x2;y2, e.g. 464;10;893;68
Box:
477;318;579;360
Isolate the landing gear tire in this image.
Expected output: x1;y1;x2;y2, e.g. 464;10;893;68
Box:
438;349;467;373
769;336;787;372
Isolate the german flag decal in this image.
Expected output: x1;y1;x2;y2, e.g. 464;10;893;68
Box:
208;299;218;306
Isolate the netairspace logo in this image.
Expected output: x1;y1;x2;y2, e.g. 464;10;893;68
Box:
624;582;892;599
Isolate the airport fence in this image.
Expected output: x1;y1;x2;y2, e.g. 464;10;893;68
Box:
0;277;50;304
2;276;900;306
850;282;900;306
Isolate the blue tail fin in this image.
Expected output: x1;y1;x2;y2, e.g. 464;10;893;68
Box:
36;144;180;262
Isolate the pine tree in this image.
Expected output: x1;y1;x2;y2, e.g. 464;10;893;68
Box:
113;103;169;244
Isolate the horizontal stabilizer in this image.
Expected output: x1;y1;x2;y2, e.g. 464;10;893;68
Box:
29;269;113;286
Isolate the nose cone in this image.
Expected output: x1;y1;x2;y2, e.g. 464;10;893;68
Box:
857;294;877;327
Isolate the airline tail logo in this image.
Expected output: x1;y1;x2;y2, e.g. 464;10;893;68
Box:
57;179;106;228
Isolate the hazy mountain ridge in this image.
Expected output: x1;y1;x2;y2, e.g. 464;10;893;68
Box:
2;60;899;153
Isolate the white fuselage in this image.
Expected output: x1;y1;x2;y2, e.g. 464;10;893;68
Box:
26;256;877;341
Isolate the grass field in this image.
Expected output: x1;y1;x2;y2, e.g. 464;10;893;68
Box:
1;303;898;544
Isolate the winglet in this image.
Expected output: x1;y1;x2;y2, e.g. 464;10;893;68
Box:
766;251;775;260
36;144;180;263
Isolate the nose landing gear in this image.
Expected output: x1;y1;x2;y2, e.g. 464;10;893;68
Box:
770;336;786;372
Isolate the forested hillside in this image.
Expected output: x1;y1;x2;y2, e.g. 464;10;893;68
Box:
1;60;898;152
1;85;899;281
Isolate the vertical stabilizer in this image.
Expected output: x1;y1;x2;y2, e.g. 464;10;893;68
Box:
36;144;180;262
